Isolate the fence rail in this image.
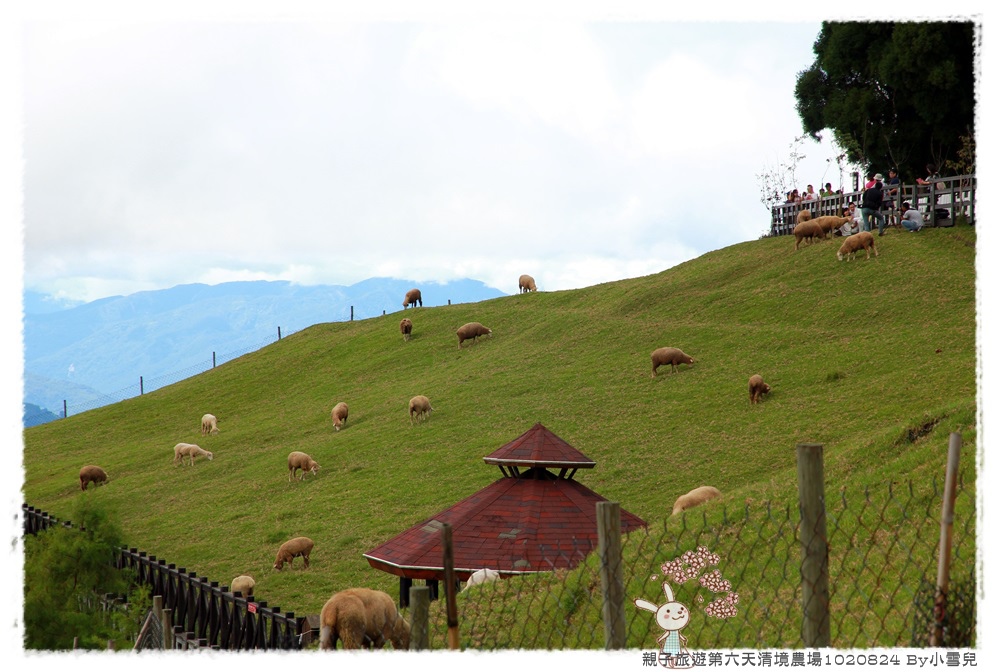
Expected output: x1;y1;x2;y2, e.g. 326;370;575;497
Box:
21;504;309;651
770;174;976;236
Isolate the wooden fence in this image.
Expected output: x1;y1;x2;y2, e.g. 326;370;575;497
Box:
770;174;976;237
21;504;311;651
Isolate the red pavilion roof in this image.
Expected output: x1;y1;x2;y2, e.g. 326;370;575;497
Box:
482;422;596;469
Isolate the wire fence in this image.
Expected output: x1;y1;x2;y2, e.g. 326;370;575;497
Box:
414;446;976;651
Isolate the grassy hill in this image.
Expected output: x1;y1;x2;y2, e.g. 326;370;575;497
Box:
22;226;978;638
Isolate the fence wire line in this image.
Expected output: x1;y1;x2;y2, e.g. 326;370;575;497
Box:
24;329;300;426
417;474;975;651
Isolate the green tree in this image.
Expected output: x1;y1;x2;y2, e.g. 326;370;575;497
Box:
794;21;976;180
23;497;149;650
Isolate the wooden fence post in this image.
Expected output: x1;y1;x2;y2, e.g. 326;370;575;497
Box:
409;585;430;651
442;524;459;650
931;432;962;646
597;501;626;649
796;443;831;647
162;608;174;649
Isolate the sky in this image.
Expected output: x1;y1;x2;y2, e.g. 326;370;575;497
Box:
3;1;998;668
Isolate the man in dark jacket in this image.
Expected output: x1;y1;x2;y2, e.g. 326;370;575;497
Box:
861;178;887;235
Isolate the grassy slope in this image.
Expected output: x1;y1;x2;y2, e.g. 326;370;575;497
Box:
22;226;977;623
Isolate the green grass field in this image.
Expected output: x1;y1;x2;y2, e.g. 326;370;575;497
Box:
22;224;978;647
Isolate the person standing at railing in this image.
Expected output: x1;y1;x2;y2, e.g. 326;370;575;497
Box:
860;176;887;236
883;168;901;227
819;182;835;198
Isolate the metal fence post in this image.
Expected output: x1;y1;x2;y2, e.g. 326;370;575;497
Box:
597;501;626;649
931;432;962;646
409;585;430;650
442;524;459;650
797;443;830;647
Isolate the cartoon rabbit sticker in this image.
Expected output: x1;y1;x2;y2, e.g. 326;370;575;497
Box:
635;581;691;668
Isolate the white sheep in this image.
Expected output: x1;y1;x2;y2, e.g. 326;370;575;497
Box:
201;413;219;435
331;402;349;431
650;347;695;377
465;568;501;588
457;322;492;348
230;575;255;597
672;486;722;516
173;442;214;466
319;588;410;650
403;288;422;309
79;465;108;491
273;536;314;570
408;395;434;424
400;318;413;342
288;451;321;481
518;274;537;293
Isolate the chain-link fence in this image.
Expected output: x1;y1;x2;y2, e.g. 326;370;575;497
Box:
414;454;975;650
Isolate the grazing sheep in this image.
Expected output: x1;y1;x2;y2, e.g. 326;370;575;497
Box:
748;374;771;404
331;402;349;431
319;588;410;650
796;209;812;225
792;220;825;250
288;451;321;481
79;465;108;491
173;442;214;466
201;413;219;435
457;322;493;348
837;231;879;261
230;575;255;597
273;536;314;570
399;318;413;341
672;486;722;516
811;215;852;239
402;288;422;309
466;568;501;588
518;274;537;293
408;395;434;424
650;347;695;377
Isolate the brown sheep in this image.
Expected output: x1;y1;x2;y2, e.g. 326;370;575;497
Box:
408;395;433;424
457;322;492;348
288;451;321;481
792;220;825;250
402;288;422;309
79;465;108;491
748;374;771;404
230;575;255;597
837;231;879;261
796;209;812;225
399;318;413;341
319;587;410;650
331;402;349;431
273;536;314;570
810;215;852;239
518;274;537;293
672;486;722;516
650;347;695;377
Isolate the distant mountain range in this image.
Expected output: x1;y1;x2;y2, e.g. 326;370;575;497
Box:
23;278;507;420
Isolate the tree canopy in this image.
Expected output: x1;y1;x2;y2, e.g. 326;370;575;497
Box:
794;22;976;181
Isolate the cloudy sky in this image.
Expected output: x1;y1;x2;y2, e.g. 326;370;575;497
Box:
3;2;997;666
10;11;867;303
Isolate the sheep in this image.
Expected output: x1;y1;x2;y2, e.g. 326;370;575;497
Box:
230;575;255;597
457;322;492;348
811;215;853;239
408;395;434;424
201;413;219;435
518;274;537;293
466;568;501;588
331;402;349;431
288;451;321;481
173;442;214;466
399;318;413;342
792;220;825;250
319;588;410;650
650;347;695;377
273;536;314;570
748;374;771;404
79;465;108;491
796;209;812;225
672;486;722;516
402;288;422;309
837;230;880;261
